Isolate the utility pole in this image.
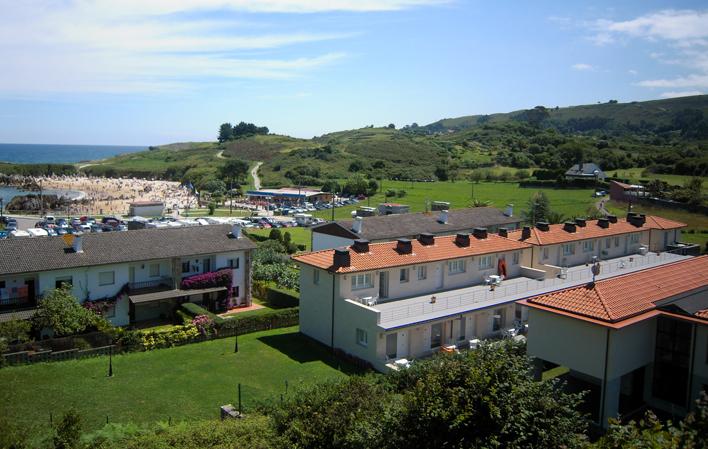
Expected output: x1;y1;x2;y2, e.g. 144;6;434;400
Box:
229;180;233;215
39;179;44;218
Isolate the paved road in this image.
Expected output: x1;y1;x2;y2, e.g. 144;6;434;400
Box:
2;215;42;231
251;162;263;190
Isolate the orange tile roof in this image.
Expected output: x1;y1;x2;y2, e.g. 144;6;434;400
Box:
695;309;708;319
506;216;685;246
292;233;532;273
526;256;708;324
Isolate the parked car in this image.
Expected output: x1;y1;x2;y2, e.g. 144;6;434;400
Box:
44;215;56;224
56;218;68;228
56;228;67;235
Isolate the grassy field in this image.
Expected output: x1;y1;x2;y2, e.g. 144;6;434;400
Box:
246;227;311;251
609;167;707;191
0;327;357;434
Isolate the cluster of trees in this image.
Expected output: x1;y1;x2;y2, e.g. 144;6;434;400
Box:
251;238;299;292
218;122;269;143
522;191;600;225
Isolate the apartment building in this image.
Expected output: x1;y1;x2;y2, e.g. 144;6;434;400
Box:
0;225;255;326
521;256;708;428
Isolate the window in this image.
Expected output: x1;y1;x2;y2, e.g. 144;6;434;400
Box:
515;304;523;320
351;273;373;290
492;308;505;332
103;304;116;318
417;266;427;280
543;247;549;259
630;233;641;244
356;328;368;347
448;259;466;275
399;268;409;283
614;237;620;247
479;255;493;270
227;258;240;269
562;243;575;256
55;276;73;289
149;263;160;277
181;262;190;273
234;286;239;297
605;238;611;249
430;323;442;348
0;281;5;289
313;269;320;285
582;240;594;253
458;317;466;341
98;271;115;286
512;252;520;265
203;258;211;273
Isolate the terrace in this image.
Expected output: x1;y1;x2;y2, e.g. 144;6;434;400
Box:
353;250;691;330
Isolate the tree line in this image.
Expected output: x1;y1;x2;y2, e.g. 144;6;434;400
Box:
218;122;269;143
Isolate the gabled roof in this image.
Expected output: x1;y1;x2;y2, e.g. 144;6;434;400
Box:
0;225;256;276
293;233;532;273
312;207;521;242
524;256;708;325
565;162;604;176
506;216;685;246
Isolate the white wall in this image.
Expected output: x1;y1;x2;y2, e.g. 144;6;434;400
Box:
607;319;655;379
334;299;382;368
298;265;336;346
533;231;649;268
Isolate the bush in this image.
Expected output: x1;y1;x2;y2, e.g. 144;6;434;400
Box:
175;309;192;325
266;286;299;308
138;325;201;350
219;307;298;332
252;280;269;299
0;318;32;344
180;303;226;326
73;337;92;350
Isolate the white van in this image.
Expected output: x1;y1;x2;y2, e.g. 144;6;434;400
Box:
26;228;49;237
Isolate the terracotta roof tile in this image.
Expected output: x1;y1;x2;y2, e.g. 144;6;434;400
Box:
695;309;708;319
292;233;532;273
527;256;708;323
507;216;685;246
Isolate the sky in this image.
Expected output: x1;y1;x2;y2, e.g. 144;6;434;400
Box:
1;0;707;146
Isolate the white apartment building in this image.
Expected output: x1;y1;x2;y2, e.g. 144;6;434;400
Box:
0;225;255;326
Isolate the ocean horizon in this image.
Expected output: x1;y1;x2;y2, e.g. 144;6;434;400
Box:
0;143;147;164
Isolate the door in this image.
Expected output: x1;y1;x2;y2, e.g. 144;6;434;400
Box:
396;331;409;359
435;264;444;289
430;322;443;348
203;258;211;273
24;279;35;304
129;266;136;284
385;333;397;359
379;271;389;298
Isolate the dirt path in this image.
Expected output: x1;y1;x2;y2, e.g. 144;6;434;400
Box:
251;162;263;190
595;198;609;215
216;150;225;159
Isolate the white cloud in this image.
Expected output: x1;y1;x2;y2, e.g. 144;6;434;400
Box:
596;9;708;41
659;90;704;98
637;74;708;89
571;63;595;71
0;0;443;95
628;69;638;75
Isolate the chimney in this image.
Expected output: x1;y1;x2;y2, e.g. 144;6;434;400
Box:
535;222;550;232
352;239;370;253
472;227;488;239
627;213;646;227
438;210;449;224
230;224;242;238
498;228;508;238
396;238;413;254
333;248;351;268
574;218;587;227
455;233;470;247
563;221;576;233
521;226;531;240
72;234;83;253
607;214;618;223
351;216;363;234
418;232;435;245
504;204;514;217
597;218;609;229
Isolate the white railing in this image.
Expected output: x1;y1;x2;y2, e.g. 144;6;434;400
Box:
378;250;686;324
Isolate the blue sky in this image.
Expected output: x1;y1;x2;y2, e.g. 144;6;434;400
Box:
1;0;707;145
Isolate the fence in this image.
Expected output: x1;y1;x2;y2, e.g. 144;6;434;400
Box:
378;250;687;323
1;308;299;367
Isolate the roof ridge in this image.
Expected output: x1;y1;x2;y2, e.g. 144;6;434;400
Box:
591;284;615;321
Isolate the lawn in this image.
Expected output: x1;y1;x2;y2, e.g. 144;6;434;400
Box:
312;180;599;221
246;226;311;251
0;327;358;434
610;167;707;191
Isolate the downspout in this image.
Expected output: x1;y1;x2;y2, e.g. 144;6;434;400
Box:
687;323;697;410
599;327;611;427
330;272;336;352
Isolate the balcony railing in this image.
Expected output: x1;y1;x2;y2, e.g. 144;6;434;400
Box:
128;277;173;292
0;296;37;312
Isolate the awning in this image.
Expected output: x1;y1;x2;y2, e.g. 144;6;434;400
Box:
129;286;227;304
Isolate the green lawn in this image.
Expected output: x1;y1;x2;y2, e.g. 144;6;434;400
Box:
0;327;357;434
610;167;707;191
246;227;311;251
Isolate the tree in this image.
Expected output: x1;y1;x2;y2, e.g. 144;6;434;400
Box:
523;191;551;223
33;286;103;337
321;180;341;193
342;175;369;196
219;159;249;186
218;123;233;143
387;123;395;129
52;409;82;449
202;179;226;194
0;318;32;344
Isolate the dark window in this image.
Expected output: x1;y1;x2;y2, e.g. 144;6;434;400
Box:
181;262;190;273
234;286;239;297
652;317;692;407
55;277;72;289
430;323;442;348
203;259;211;273
0;281;5;289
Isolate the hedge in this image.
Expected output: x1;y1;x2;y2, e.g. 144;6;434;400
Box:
266;286;300;308
220;307;299;333
180;302;226;326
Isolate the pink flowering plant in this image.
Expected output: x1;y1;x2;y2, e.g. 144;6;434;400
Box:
181;268;234;309
191;314;216;336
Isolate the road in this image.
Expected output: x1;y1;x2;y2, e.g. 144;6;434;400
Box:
251;162;263;190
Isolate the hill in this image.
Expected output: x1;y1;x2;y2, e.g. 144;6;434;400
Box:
79;95;708;189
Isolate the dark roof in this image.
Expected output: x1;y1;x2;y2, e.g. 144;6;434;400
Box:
312;207;521;242
565;163;604;176
129;286;227;304
0;225;256;276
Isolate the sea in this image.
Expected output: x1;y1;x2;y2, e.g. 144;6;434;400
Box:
0;143;146;206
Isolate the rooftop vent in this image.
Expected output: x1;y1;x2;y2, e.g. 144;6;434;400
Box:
627;213;646;227
607;215;618;223
352;239;370;253
498;228;508;238
521;226;532;240
230;224;242;239
597;218;609;229
472;227;488;239
333;248;351;268
563;221;577;233
418;232;435;245
72;234;84;253
351;216;363;234
535;222;550;232
574;218;587;227
396;238;413;254
438;210;449;224
455;233;470;247
504;204;514;217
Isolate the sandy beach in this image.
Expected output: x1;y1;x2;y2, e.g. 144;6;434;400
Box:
35;175;198;217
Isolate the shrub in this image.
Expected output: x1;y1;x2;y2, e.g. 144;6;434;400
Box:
33;286;106;337
266;286;299;308
138;325;201;350
175;309;192;325
219;307;298;332
180;303;226;326
191;315;216;336
73;337;92;350
0;318;32;344
252;280;269;299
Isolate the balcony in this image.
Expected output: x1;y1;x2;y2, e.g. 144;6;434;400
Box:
128;277;174;293
351;250;691;330
0;295;37;313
